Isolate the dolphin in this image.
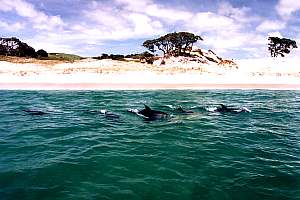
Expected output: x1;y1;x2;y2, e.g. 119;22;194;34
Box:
215;104;235;113
85;109;120;120
99;109;120;119
215;104;251;113
175;106;194;114
22;109;47;115
128;105;169;120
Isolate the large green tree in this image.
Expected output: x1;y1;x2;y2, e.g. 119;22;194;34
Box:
0;37;37;57
268;37;297;57
143;32;203;56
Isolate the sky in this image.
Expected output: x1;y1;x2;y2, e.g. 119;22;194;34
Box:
0;0;300;59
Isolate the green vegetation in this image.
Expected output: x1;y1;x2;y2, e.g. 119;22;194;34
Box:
93;54;125;61
0;37;82;62
268;37;297;57
36;49;48;58
46;53;83;61
92;52;155;63
0;37;36;57
143;32;203;56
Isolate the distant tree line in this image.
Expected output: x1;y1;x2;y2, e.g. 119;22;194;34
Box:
268;37;297;57
93;54;125;61
0;37;48;58
93;51;155;64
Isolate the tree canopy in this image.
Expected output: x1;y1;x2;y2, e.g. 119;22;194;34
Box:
268;37;297;57
36;49;48;58
143;32;203;56
0;37;37;57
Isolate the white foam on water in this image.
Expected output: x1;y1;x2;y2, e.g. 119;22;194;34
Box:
100;109;107;114
206;107;218;112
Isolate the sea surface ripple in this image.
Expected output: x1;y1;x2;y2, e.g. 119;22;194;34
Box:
0;90;299;200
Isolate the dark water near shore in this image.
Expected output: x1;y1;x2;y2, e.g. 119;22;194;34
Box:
0;90;299;200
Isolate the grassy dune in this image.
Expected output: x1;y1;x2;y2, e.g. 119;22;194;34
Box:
0;53;83;64
47;53;83;61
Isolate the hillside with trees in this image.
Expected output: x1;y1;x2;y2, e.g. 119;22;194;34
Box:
0;37;50;59
1;33;236;67
142;32;236;67
0;37;37;57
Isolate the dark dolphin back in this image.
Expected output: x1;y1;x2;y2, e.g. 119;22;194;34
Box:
138;105;168;120
177;107;184;112
176;106;194;114
138;105;152;116
220;104;227;110
23;109;47;115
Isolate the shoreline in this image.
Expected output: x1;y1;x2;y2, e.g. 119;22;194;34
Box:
1;83;300;90
1;57;300;91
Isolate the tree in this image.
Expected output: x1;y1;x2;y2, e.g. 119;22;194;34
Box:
142;40;156;54
268;37;297;57
0;44;7;55
143;32;203;56
0;37;37;57
36;49;48;57
101;53;109;59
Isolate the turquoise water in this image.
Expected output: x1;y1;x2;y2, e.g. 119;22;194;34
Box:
0;90;299;200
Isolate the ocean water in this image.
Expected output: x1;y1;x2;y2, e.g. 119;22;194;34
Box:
0;90;299;200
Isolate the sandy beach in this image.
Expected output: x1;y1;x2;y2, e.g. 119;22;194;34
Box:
0;56;300;90
1;83;300;90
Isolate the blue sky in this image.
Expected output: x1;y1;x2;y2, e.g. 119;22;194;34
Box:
1;0;300;59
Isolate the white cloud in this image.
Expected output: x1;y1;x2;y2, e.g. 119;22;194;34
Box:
267;31;283;38
61;0;269;58
82;1;165;40
114;0;193;22
202;30;265;52
144;4;193;21
218;1;258;23
27;40;74;54
0;21;24;32
0;0;64;30
24;31;94;54
256;20;286;32
128;13;164;35
0;0;274;58
189;12;238;33
276;0;300;19
114;0;151;12
183;3;267;58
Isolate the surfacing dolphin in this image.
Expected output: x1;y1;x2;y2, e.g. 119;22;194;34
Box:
86;109;120;120
22;109;47;115
99;109;120;119
175;106;194;114
128;105;169;120
215;104;251;113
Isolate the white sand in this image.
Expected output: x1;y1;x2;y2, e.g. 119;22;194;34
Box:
0;57;299;90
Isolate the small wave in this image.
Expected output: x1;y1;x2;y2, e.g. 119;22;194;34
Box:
230;107;251;113
100;109;107;114
239;107;251;113
127;108;139;114
46;107;64;113
206;107;218;112
165;105;175;109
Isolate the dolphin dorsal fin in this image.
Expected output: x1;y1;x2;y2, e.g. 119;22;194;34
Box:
178;106;184;112
144;104;152;111
220;104;227;109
